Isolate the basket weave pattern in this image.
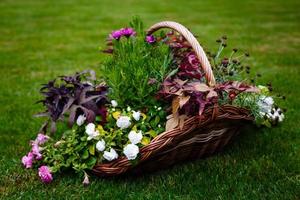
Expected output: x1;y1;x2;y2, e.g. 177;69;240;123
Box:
92;22;253;176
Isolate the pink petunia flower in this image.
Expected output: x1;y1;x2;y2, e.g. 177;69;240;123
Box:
110;28;136;40
146;35;156;44
111;30;123;40
38;166;53;183
35;133;49;145
21;152;34;169
31;142;42;160
121;28;136;37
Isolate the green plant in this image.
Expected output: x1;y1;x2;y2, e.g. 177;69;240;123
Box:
100;18;172;109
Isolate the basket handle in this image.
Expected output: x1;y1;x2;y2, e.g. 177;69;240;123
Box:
147;21;216;87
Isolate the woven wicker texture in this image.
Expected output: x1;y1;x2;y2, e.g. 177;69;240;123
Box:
92;105;252;176
92;22;252;176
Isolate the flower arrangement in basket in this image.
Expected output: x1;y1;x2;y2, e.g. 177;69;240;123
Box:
21;18;286;185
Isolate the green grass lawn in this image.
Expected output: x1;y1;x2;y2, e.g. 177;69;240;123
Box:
0;0;299;199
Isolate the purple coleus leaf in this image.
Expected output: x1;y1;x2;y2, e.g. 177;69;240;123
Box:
157;31;260;119
36;71;108;134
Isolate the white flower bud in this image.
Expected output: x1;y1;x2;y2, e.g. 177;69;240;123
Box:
116;116;131;129
76;115;86;126
257;96;274;113
264;97;274;105
96;139;106;152
82;172;90;186
132;111;141;121
103;148;118;161
85;123;95;134
85;123;99;140
111;100;118;107
279;113;285;122
128;130;143;144
123;144;139;160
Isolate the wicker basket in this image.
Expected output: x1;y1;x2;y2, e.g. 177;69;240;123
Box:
92;21;254;176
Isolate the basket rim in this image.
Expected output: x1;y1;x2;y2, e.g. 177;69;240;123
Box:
92;104;253;176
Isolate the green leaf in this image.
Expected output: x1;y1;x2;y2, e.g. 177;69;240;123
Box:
262;120;272;128
96;116;102;122
166;68;178;78
141;137;150;145
82;149;89;159
148;130;157;138
154;116;160;124
140;124;147;132
89;145;95;156
86;157;97;169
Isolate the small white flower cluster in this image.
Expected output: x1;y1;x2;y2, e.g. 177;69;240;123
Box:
113;100;143;160
123;130;143;160
257;96;274;115
77;100;144;162
257;96;284;123
85;122;119;161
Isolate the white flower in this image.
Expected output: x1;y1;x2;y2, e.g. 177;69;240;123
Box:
123;144;139;160
111;100;118;107
279;113;285;122
76;115;86;126
85;123;95;134
257;96;274;114
116;116;131;129
96;139;106;152
157;107;162;111
264;97;274;105
128;130;143;144
132;111;141;121
158;124;161;128
103;148;118;161
85;123;99;140
127;106;131;112
267;108;285;123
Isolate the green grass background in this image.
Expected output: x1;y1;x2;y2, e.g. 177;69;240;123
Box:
0;0;299;199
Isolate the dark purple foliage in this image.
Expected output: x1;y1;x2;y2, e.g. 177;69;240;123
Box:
158;77;258;117
156;32;259;118
36;70;108;133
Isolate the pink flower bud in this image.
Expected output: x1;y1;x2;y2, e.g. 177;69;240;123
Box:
82;172;90;186
35;133;49;145
31;143;42;160
38;166;53;184
121;28;136;37
21;152;34;169
146;35;156;44
111;30;122;40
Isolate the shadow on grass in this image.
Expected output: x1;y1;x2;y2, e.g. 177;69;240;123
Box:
92;123;262;182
